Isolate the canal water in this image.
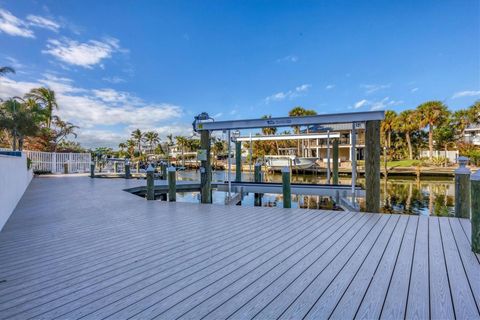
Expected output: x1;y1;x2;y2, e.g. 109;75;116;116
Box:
174;170;455;216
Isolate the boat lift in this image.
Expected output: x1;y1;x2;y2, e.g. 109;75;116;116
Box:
193;110;385;212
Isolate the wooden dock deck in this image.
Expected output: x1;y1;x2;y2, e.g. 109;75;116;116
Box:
0;176;479;319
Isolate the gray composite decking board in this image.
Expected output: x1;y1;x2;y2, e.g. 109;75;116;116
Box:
0;176;479;320
354;215;412;320
0;208;287;301
150;212;355;320
439;218;479;319
379;214;418;319
39;211;337;320
119;212;347;320
254;214;381;319
304;214;401;319
405;215;430;320
277;215;389;319
222;212;366;320
330;214;409;320
1;209;326;319
0;206;276;284
429;217;455;320
449;219;480;311
89;212;344;320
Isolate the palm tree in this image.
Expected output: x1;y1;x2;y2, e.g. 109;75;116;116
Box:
175;136;188;167
126;139;136;158
166;134;174;163
288;106;317;156
118;142;127;152
26;87;58;128
261;115;279;155
0;98;43;150
131;129;143;153
417;101;449;160
0;66;15;76
51;116;79;151
395;110;418;159
144;131;160;153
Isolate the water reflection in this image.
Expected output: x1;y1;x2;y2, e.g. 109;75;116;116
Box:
176;170;455;216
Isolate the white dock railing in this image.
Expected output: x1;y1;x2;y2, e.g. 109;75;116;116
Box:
0;149;91;173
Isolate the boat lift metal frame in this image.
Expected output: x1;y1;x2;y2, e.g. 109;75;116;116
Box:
193;110;384;211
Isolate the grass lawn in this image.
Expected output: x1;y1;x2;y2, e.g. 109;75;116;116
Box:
386;159;421;167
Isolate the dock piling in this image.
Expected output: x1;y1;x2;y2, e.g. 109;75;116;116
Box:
333;140;339;185
455;156;470;218
282;166;291;208
254;162;262;206
365;120;381;213
146;164;155;200
136;161;140;173
90;161;95;178
200;130;212;203
471;169;480;253
161;162;167;180
168;167;176;202
113;161;118;173
125;159;131;179
236;141;242;182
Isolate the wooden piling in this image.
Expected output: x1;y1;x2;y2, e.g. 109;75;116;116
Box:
471;170;480;253
282;166;291;208
90;161;95;178
235;141;242;182
168;166;176;202
161;163;167;180
455;156;470;219
254;162;262;206
136;161;140;173
200;130;212;203
124;160;131;179
146;164;155;200
365;120;381;213
113;162;118;173
332;140;339;185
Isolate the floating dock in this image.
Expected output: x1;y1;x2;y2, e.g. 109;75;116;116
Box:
0;176;478;319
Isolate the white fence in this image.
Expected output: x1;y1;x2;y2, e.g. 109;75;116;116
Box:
0;149;91;173
420;150;459;163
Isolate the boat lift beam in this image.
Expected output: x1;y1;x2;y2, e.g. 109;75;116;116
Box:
193;111;384;132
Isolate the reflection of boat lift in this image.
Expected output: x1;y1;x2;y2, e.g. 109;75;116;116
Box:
192;111;385;212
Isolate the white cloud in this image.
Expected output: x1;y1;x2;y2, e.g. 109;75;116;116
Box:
43;37;123;68
0;76;184;147
325;84;335;90
411;87;418;93
452;90;480;99
276;55;298;63
370;97;403;111
102;76;125;84
351;97;403;111
361;83;390;94
26;15;60;32
354;99;368;109
264;84;311;103
0;9;34;38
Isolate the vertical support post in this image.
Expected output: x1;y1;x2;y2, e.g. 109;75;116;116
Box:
63;162;68;174
235;141;242;182
254;162;262;206
326;130;331;184
282;166;291;208
471;170;480;253
249;132;253;179
351;122;357;194
332;139;339;185
455;157;470;218
168;166;176;202
90;161;95;178
227;130;232;199
146;164;155;200
125;160;131;179
136;161;140;173
365;120;381;213
161;162;167;180
113;161;118;173
200;130;212;203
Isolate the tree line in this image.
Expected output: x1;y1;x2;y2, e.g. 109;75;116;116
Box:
0;67;80;152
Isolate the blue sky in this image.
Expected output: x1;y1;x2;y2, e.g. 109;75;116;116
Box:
0;0;479;148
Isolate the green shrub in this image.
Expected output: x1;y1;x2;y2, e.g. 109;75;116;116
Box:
26;157;32;170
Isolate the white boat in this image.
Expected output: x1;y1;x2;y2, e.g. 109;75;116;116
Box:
264;155;317;170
